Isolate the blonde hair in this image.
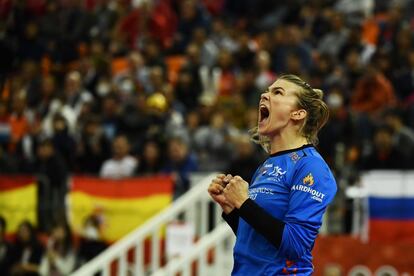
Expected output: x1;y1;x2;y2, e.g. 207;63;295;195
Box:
251;74;329;152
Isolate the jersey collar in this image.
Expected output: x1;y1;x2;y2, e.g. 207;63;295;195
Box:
269;144;314;157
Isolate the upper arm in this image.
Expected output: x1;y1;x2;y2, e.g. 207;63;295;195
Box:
278;157;337;259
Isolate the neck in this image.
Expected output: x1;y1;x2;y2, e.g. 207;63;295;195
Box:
269;131;309;154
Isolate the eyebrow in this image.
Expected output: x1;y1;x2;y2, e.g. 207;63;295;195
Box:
267;86;285;93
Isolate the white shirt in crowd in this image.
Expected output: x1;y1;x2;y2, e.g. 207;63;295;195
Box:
99;156;138;179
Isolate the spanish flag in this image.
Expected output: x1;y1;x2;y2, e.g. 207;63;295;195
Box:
69;176;173;242
0;176;37;234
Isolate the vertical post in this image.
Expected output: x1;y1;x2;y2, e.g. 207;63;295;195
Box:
182;262;191;276
214;202;222;228
151;230;160;272
199;251;208;276
200;198;208;236
102;264;110;276
118;252;128;276
134;240;145;275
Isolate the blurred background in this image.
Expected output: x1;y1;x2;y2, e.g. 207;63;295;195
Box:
0;0;414;275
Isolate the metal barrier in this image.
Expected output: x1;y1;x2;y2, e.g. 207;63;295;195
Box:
150;222;235;276
71;172;223;276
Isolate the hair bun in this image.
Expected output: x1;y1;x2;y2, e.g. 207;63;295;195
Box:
313;89;324;100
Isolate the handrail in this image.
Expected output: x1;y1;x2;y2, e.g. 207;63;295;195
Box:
151;223;234;276
71;172;220;276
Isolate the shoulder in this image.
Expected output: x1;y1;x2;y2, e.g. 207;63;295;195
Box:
123;156;138;166
292;155;336;189
295;154;331;173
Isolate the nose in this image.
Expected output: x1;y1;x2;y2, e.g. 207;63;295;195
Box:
260;92;269;101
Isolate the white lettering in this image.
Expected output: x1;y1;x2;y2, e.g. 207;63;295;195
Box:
290;184;326;202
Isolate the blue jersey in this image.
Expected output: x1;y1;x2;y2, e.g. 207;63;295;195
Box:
232;145;337;276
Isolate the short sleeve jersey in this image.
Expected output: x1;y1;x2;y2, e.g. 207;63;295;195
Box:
232;145;337;276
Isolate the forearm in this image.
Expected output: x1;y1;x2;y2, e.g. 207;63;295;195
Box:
222;209;239;235
238;198;285;248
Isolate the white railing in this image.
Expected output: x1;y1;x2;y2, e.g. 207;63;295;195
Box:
71;172;223;276
151;222;235;276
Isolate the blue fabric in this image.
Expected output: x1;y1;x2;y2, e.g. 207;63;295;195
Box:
369;197;414;220
232;145;337;276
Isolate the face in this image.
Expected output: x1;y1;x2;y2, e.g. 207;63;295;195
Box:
52;226;66;241
18;223;31;242
168;140;187;162
143;142;159;162
113;137;129;158
258;79;302;136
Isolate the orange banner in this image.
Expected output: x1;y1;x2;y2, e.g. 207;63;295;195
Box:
313;235;414;275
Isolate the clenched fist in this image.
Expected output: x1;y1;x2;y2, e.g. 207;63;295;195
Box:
208;174;234;213
223;175;249;209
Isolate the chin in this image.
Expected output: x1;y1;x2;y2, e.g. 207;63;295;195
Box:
257;127;270;136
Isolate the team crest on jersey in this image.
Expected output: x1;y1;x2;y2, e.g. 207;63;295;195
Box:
289;152;301;163
302;173;314;186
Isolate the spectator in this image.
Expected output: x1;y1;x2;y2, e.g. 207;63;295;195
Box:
41;71;92;136
100;135;138;179
235;32;256;71
193;111;235;171
15;119;43;172
35;75;58;119
35;139;68;232
384;109;414;167
254;50;276;92
136;140;163;175
10;221;43;276
8;93;32;153
317;12;349;58
0;101;11;148
51;114;77;169
213;49;237;97
351;66;397;115
118;93;151;150
0;216;13;276
362;125;404;170
174;68;202;113
62;71;93;122
227;134;263;182
76;116;111;174
100;94;122;141
77;215;107;266
393;49;414;102
162;137;198;199
39;222;75;276
174;0;210;52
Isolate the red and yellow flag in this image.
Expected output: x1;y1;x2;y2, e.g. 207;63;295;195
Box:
69;176;173;242
0;176;37;234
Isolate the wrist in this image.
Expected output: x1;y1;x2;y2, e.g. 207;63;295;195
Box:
220;203;234;214
222;206;234;214
235;196;249;209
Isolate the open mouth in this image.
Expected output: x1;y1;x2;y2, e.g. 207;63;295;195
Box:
259;105;270;123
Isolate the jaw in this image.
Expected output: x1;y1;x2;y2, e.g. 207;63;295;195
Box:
258;116;274;136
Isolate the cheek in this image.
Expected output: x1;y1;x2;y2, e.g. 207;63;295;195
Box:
271;104;292;123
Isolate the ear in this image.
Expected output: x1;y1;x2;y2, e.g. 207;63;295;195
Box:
291;109;307;121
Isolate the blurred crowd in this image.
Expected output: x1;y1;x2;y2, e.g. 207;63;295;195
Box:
0;0;414;239
0;215;107;276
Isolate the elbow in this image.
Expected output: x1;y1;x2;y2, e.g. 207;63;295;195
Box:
279;225;312;260
283;244;306;261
